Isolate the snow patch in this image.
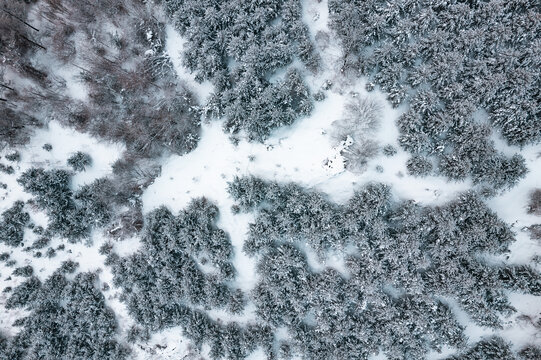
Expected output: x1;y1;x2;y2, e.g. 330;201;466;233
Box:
323;135;353;175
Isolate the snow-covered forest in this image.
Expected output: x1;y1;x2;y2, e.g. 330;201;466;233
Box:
0;0;540;359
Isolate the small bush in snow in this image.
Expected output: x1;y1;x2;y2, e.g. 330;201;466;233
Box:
31;237;50;250
12;265;33;278
0;163;14;174
528;189;541;216
67;151;92;172
382;144;397;156
45;247;56;258
5;259;16;267
406;155;433;177
5;151;20;162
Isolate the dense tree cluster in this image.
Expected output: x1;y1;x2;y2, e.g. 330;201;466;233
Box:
0;265;128;360
15;154;159;242
444;336;541;360
0;201;30;247
17;168;113;241
328;0;538;189
108;198;270;356
226;176;540;359
164;0;316;140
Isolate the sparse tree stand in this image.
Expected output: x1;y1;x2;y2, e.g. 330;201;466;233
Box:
2;6;45;52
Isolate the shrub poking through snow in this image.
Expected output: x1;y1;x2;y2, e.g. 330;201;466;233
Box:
406;155;433;177
67;151;92;172
5;151;21;162
528;189;541;216
382;144;397;156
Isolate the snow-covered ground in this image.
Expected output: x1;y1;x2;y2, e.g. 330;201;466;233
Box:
137;0;540;358
144;0;474;293
1;0;539;359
